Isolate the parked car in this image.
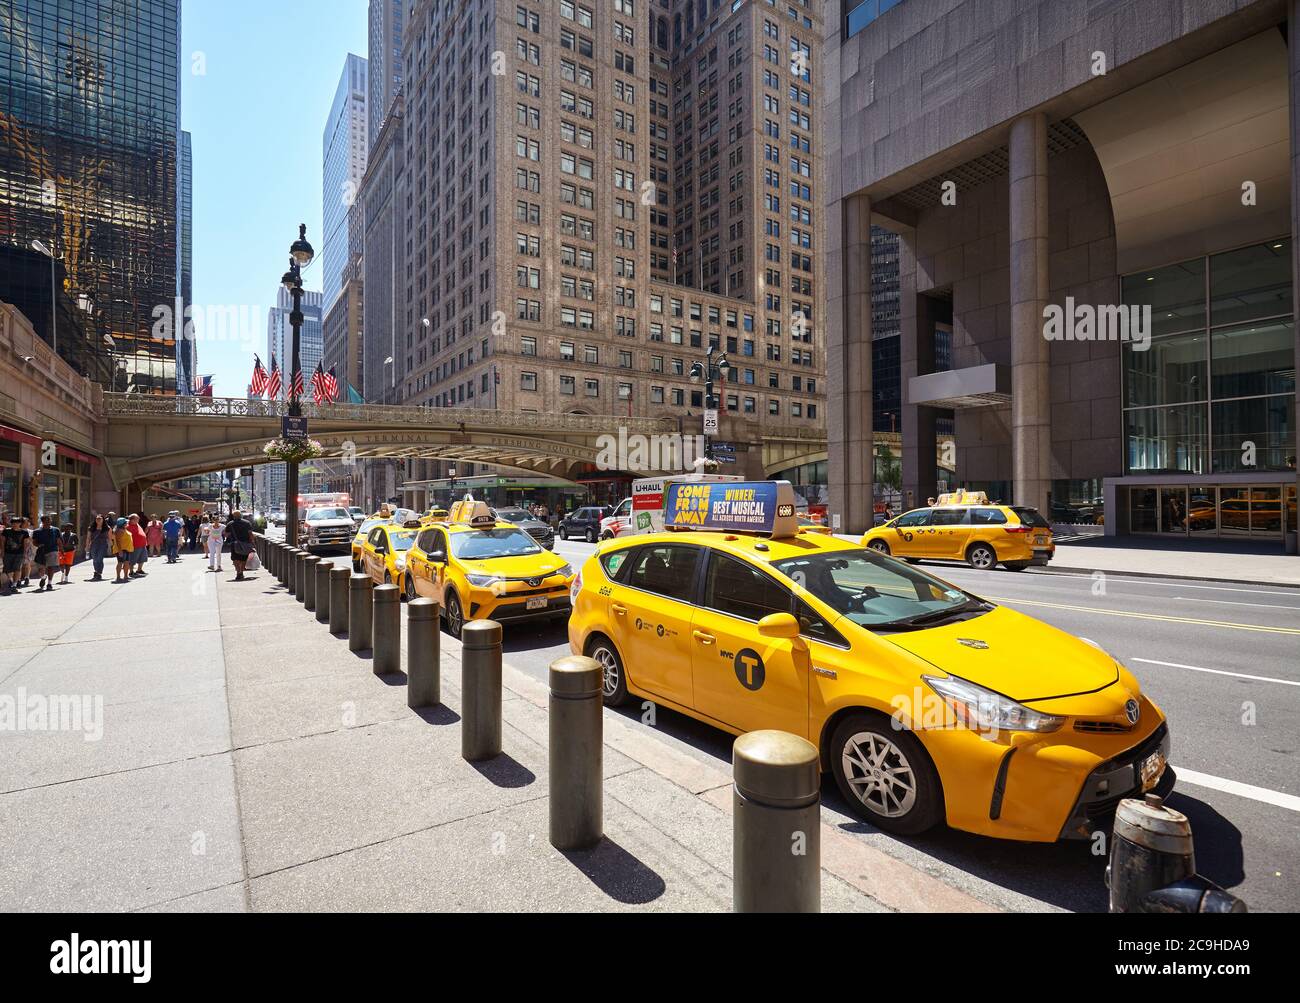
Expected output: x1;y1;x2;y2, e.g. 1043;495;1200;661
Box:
493;506;556;549
560;506;609;543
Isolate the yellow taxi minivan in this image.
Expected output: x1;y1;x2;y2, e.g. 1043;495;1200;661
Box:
405;499;574;636
861;491;1054;571
352;516;393;572
568;481;1169;842
358;520;419;594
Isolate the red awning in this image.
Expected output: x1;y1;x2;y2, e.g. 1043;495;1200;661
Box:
0;424;99;465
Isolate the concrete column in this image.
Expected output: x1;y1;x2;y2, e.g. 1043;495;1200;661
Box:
900;239;938;510
1009;113;1052;514
1290;3;1300;547
827;193;874;533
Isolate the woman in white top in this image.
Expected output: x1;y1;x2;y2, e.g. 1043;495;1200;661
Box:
200;514;224;572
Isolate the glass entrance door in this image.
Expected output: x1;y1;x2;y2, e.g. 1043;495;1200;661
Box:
1159;486;1188;535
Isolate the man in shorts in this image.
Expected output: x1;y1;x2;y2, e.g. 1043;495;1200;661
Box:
31;515;60;593
2;516;26;596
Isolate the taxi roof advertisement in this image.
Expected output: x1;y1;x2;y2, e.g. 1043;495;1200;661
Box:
664;480;797;535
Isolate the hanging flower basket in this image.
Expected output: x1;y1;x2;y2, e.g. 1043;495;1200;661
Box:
263;436;323;463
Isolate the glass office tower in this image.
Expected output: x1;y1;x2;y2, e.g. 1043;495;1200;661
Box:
0;0;182;393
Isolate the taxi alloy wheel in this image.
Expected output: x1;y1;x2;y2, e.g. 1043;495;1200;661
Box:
404;573;417;601
444;591;464;639
868;540;890;556
830;715;943;835
967;543;997;570
586;635;629;707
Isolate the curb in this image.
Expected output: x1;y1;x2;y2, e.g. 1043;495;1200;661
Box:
1035;563;1300;590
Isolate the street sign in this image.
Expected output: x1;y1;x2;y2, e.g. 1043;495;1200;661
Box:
703;409;719;435
282;416;308;441
712;441;737;464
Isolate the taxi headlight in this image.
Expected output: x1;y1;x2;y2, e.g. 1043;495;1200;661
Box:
393;555;406;571
466;573;503;588
556;563;573;578
922;674;1065;734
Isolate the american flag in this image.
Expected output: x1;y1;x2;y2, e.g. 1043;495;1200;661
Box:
310;362;329;405
249;355;269;397
324;364;340;403
266;355;282;399
290;366;304;401
194;375;214;397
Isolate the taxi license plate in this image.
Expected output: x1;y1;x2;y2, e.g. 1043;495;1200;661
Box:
526;597;548;611
1139;749;1166;792
1033;535;1047;545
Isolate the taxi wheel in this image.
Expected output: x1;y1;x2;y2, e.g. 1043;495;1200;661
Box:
1004;561;1029;572
829;714;944;836
867;540;890;556
444;591;464;639
586;634;630;707
966;543;997;570
404;574;418;601
352;558;362;573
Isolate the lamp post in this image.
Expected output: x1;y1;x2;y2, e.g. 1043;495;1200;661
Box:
281;223;315;547
689;346;729;460
30;239;56;359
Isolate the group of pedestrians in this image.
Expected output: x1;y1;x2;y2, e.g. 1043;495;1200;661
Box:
2;507;259;595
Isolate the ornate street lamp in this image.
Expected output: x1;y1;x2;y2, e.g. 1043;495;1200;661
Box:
281;223;314;546
689;346;730;460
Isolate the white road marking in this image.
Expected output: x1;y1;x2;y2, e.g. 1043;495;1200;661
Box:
1132;657;1300;687
1173;595;1300;611
950;568;1298;597
1175;768;1300;813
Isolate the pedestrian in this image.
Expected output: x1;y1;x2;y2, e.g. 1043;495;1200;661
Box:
200;513;223;572
57;522;78;584
1;516;25;596
112;517;133;583
32;515;59;592
127;513;149;577
87;514;111;581
20;517;34;587
225;510;254;581
163;510;184;563
146;514;163;557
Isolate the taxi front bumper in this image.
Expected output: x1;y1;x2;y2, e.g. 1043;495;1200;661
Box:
469;589;572;624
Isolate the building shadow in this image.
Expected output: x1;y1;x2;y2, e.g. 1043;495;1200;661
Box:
560;837;666;905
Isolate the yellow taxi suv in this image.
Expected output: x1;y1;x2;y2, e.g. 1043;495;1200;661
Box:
358;521;419;595
352;516;394;572
568;480;1170;842
405;499;574;637
861;491;1055;572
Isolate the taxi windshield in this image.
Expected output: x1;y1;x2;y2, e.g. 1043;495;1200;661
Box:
450;528;542;560
773;550;991;631
387;531;416;551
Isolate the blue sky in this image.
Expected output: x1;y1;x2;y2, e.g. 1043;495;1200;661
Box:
181;0;367;396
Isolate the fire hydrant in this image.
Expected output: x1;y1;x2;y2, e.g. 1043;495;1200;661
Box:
1106;794;1246;913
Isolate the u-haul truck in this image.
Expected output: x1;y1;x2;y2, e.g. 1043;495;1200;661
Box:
629;472;745;535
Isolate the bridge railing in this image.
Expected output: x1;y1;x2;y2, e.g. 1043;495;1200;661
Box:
102;393;678;435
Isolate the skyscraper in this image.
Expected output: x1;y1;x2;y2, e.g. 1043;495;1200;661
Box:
367;0;404;156
0;0;183;392
267;286;324;390
321;53;368;314
177;129;195;394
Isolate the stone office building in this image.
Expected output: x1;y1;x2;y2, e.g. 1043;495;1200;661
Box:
825;0;1299;543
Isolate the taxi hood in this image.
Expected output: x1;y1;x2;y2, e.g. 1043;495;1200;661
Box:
881;605;1118;703
459;553;568;578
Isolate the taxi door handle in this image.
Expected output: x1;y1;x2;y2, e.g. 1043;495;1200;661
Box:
692;630;716;645
611;603;628;616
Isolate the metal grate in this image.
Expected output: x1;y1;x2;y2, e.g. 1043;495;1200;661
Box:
891;119;1089;211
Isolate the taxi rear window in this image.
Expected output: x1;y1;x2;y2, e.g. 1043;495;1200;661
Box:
1011;507;1050;529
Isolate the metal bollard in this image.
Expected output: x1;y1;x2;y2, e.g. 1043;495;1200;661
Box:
548;655;603;850
1107;794;1246;913
329;567;350;635
302;556;322;611
406;598;441;708
460;619;502;761
315;562;332;623
372;584;401;675
275;544;286;583
294;551;310;603
732;730;820;913
348;574;373;652
285;548;297;593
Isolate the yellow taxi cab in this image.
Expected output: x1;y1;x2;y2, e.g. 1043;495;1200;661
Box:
405;498;575;636
357;520;420;594
568;480;1169;842
425;507;449;522
351;516;395;571
860;490;1055;571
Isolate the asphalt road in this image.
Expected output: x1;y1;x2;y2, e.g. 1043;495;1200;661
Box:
273;527;1300;913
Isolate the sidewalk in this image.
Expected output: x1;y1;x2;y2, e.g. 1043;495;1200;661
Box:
1045;536;1300;587
0;555;991;913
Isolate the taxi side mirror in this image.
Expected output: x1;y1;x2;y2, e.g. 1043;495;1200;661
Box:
429;550;447;563
757;612;801;640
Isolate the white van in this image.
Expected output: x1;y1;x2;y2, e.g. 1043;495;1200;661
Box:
628;472;745;535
